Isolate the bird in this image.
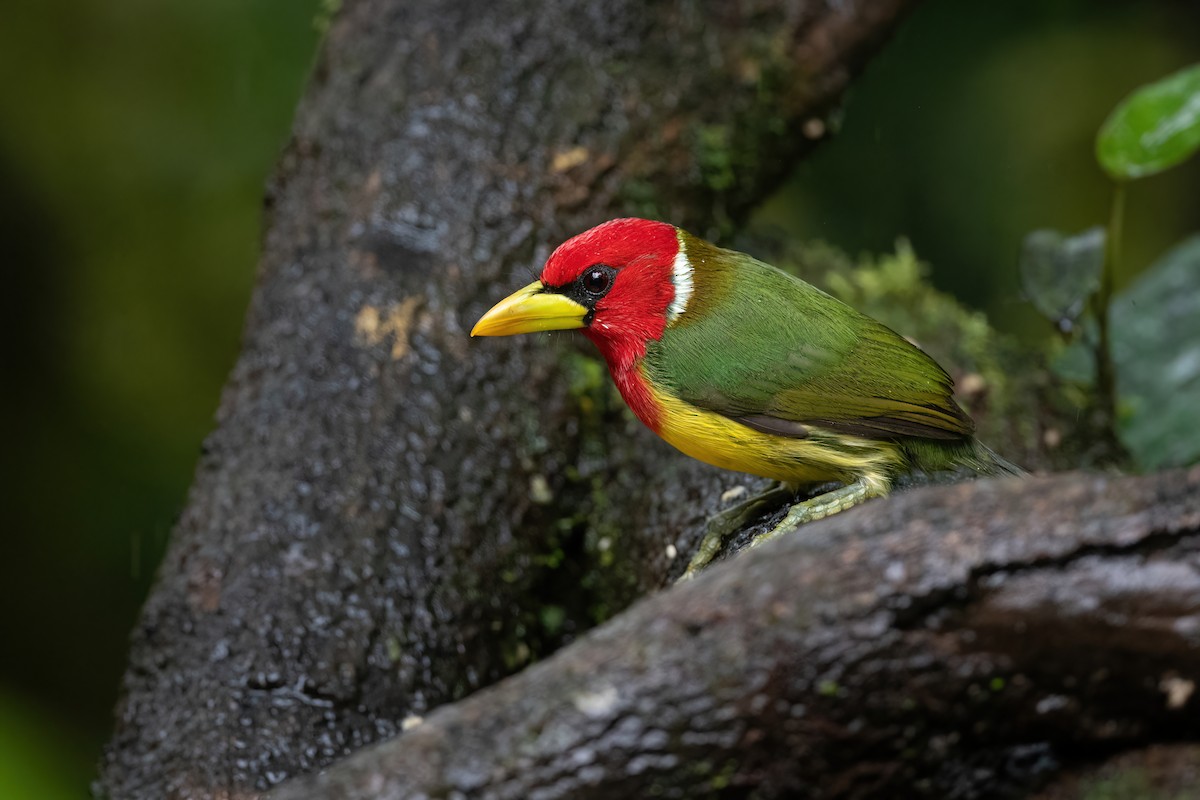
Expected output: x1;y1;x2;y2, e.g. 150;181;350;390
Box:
471;218;1021;579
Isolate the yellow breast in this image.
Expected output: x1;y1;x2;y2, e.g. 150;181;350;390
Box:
643;374;902;489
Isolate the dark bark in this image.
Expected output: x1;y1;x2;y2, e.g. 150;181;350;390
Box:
267;469;1200;800
97;0;919;797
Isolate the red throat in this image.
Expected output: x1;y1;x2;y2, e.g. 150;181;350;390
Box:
585;328;662;433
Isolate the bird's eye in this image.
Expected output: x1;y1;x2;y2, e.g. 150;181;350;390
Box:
581;266;613;296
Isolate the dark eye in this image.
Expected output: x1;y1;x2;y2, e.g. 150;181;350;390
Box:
581;266;613;296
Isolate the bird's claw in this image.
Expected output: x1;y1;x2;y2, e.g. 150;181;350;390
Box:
676;478;883;582
675;483;793;583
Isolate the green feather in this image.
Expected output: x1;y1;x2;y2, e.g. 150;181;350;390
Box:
645;233;974;449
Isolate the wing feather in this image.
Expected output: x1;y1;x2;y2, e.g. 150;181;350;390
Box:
644;241;973;442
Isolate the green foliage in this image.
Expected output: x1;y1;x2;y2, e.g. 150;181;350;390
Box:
1019;227;1105;334
1097;63;1200;181
1024;62;1200;470
1108;237;1200;469
753;4;1200;317
0;0;324;780
0;692;90;800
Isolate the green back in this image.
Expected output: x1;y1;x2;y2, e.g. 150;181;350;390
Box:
645;234;973;441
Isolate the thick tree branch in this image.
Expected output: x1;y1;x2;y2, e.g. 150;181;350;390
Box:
269;469;1200;799
98;0;920;797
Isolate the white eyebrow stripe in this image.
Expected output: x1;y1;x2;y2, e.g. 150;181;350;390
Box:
668;232;693;321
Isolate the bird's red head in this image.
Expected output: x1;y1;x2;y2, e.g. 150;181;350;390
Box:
541;218;681;350
472;218;689;368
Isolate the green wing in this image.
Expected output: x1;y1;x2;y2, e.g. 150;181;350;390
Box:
645;244;973;441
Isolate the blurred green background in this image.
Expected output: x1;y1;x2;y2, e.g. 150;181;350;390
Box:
1;0;1196;795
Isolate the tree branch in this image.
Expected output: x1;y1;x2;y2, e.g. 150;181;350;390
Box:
269;469;1200;799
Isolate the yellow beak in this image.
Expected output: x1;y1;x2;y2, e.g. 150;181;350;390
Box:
471;280;588;336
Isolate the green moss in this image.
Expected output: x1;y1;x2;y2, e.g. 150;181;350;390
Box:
563;352;607;410
694;123;737;192
499;639;532;672
539;604;566;635
619;179;668;222
531;546;565;569
1078;768;1189;800
579;473;639;625
313;0;342;33
709;759;739;790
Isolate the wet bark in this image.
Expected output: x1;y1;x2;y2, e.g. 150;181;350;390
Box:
97;0;920;797
268;468;1200;800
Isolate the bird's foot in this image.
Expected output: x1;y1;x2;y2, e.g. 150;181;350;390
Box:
677;483;794;583
748;477;884;552
677;478;885;583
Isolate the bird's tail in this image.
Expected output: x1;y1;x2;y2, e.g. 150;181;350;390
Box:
969;439;1027;477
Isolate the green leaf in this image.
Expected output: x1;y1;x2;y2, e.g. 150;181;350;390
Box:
1051;235;1200;470
1096;63;1200;181
1019;227;1105;333
1052;236;1200;469
1108;236;1200;469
